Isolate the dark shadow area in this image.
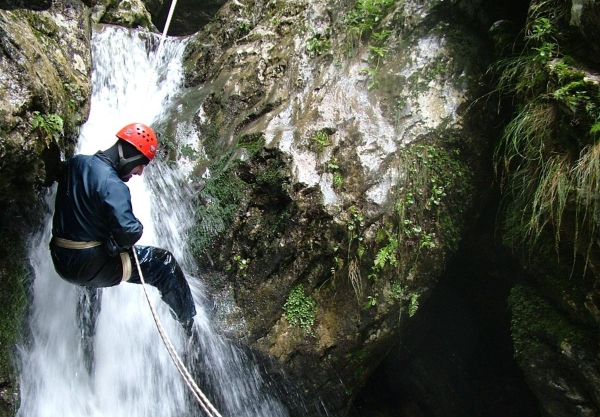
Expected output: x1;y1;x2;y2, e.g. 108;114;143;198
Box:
152;0;226;36
0;0;51;10
349;198;543;417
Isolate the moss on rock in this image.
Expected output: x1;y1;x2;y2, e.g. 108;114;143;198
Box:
0;229;28;416
508;285;597;361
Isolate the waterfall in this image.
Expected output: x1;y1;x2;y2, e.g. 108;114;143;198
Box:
17;25;292;417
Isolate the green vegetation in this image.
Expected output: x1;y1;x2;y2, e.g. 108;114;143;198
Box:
370;143;472;281
508;285;596;361
327;158;343;189
31;111;63;146
189;150;249;256
358;142;472;315
346;0;394;89
492;2;600;268
236;133;266;155
346;0;394;45
189;133;288;261
364;294;377;309
408;293;419;317
179;144;198;159
306;30;331;58
390;280;403;299
311;130;331;152
347;348;368;388
346;206;366;301
63;82;86;121
283;284;317;332
226;254;250;277
23;9;58;37
357;67;381;90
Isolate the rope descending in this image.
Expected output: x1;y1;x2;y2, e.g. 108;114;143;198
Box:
132;249;223;417
142;0;180;110
135;2;223;414
154;0;178;62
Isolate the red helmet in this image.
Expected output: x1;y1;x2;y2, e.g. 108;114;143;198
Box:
115;123;158;161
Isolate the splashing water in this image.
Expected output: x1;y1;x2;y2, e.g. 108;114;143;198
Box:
17;25;291;417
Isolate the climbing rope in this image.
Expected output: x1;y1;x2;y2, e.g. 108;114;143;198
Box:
141;0;180;108
154;0;179;63
134;3;223;415
132;249;224;417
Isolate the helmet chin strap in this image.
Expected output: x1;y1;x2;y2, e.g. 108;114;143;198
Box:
117;142;146;172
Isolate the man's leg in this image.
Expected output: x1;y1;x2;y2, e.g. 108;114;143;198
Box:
127;246;197;325
77;287;102;374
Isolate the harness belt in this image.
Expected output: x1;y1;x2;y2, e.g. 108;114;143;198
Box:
53;237;102;249
52;237;132;282
120;252;132;282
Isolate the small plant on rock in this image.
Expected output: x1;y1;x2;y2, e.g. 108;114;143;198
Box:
311;130;331;152
32;111;63;146
283;284;317;332
306;30;331;58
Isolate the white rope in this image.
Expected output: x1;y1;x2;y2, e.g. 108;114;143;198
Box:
142;0;180;109
154;0;179;62
131;248;224;417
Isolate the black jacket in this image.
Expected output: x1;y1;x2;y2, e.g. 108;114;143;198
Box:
51;151;143;287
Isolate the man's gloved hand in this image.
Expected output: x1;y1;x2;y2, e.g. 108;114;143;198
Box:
104;237;127;257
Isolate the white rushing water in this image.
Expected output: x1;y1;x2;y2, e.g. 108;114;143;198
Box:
18;25;291;417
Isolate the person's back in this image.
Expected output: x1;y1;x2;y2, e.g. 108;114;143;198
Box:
53;152;142;244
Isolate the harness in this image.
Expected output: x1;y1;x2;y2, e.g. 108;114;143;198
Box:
52;237;132;282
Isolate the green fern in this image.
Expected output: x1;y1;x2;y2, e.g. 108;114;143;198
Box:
408;293;419;317
31;111;63;146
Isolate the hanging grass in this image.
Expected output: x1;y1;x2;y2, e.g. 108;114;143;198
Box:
496;102;558;172
499;108;600;270
530;154;571;243
502;154;570;249
490;0;600;271
572;142;600;257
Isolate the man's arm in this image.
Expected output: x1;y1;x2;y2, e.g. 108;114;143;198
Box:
102;177;144;251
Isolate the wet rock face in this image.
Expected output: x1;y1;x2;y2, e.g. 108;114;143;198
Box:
570;0;600;64
0;1;92;413
84;0;156;30
509;284;600;417
503;215;600;416
82;0;227;35
175;0;497;414
0;0;91;206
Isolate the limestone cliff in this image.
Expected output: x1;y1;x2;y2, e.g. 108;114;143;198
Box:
170;0;496;413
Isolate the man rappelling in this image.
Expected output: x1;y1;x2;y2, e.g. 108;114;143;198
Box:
49;122;197;334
